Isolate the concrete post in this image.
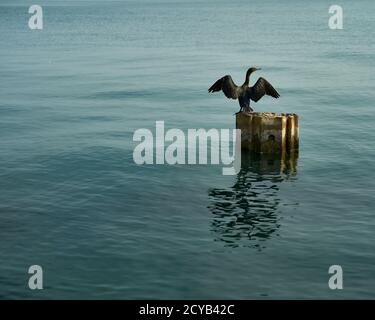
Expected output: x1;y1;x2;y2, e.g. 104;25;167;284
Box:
236;112;299;155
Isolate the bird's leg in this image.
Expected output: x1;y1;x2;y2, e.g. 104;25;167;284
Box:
234;107;242;115
247;102;254;112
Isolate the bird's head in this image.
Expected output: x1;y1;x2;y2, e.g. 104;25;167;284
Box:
248;67;261;74
244;67;261;85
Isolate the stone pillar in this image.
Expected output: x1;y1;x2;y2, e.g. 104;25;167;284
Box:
236;112;299;154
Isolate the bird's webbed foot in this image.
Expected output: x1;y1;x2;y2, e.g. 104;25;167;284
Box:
243;106;253;113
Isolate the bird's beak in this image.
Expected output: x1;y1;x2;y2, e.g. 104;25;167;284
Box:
256;67;262;71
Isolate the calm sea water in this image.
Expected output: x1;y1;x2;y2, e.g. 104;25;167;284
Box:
1;0;374;299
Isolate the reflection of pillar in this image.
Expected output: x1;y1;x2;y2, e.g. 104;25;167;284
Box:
208;152;299;249
241;151;298;176
236;112;299;155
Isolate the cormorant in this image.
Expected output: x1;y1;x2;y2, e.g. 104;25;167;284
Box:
208;67;280;112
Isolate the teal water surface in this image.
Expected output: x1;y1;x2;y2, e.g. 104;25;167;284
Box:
0;0;375;299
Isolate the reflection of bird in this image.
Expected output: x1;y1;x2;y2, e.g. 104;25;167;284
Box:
208;152;298;249
208;165;281;248
208;67;280;112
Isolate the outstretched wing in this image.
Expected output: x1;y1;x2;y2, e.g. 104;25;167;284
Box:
208;75;239;99
249;77;280;102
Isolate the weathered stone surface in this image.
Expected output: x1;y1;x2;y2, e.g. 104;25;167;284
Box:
236;112;299;154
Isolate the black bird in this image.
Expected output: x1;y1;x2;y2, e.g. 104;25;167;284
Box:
208;67;280;112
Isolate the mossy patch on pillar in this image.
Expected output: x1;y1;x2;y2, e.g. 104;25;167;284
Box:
236;112;299;154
